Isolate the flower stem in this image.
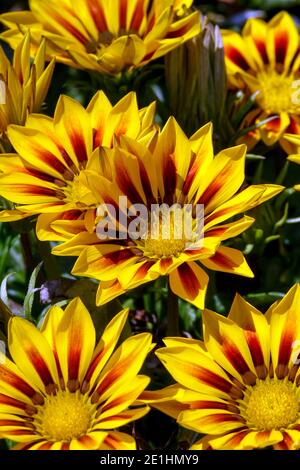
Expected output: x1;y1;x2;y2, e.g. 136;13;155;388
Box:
167;282;179;337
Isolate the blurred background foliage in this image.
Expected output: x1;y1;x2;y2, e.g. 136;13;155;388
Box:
0;0;300;450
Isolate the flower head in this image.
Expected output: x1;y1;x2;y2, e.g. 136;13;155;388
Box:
222;12;300;152
58;119;283;307
0;90;156;231
0;298;153;450
151;285;300;450
0;32;54;148
0;0;200;74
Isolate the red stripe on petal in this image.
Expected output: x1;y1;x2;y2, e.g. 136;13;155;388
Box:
227;429;249;447
87;0;107;32
59;147;76;169
222;338;250;375
190;400;231;410
178;264;200;300
0;393;28;411
254;38;268;64
119;0;128;28
210;251;237;270
52;14;87;44
182;159;200;195
38;149;68;175
225;46;249;70
102;249;135;268
93;128;104;149
163;154;177;200
0;365;37;398
159;258;173;273
13;185;58;197
37;442;53;450
278;329;294;366
68;331;82;381
245;331;265;367
27;348;54;387
190;366;233;394
116;166;144;204
133;261;155;281
71;131;88;164
275;30;288;64
285;117;300;134
131;0;145;30
138;160;154;202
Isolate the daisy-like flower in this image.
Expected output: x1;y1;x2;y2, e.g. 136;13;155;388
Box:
57;119;283;307
150;285;300;450
0;32;54;148
0;90;156;234
222;12;300;152
0;0;200;75
0;297;153;450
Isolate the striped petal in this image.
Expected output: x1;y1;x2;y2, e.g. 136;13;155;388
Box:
200;246;254;278
203;309;258;384
51;298;96;390
169;262;209;309
8;317;59;394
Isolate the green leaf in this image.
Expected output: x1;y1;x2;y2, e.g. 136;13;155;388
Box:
23;262;43;318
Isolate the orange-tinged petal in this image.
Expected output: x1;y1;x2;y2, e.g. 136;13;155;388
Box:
201;246;254;278
100;431;136;450
8;317;59;393
53;298;96;388
83;308;129;391
169;262;209;309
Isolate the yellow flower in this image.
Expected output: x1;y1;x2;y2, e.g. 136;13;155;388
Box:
222;12;300;152
0;0;200;74
0;32;54;147
0;90;156;231
0;298;153;450
149;285;300;450
59;120;283;308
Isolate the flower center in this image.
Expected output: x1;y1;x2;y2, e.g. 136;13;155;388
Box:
256;70;299;114
144;236;187;259
244;380;299;430
141;210;191;259
35;392;92;441
62;172;97;210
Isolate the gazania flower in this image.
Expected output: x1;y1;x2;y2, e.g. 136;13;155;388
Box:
0;297;153;450
0;0;200;75
152;285;300;450
0;91;156;234
222;12;300;152
0;32;54;149
58;119;283;307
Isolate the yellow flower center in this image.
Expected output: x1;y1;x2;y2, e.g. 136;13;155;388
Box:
244;380;299;431
141;210;192;258
144;237;187;259
256;70;298;114
35;392;92;441
62;172;97;210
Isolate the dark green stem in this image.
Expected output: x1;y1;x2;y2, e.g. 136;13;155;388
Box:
167;282;179;337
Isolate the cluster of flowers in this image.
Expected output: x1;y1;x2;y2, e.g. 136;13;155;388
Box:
0;0;299;451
